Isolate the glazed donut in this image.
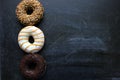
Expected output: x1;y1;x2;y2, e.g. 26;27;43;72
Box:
16;0;44;26
18;26;45;53
20;54;46;79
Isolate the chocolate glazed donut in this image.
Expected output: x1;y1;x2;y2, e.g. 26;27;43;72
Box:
20;54;46;79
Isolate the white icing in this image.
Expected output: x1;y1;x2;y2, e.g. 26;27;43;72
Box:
18;26;45;53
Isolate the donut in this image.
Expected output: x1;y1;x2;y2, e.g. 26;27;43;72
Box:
20;54;46;79
16;0;44;26
18;26;45;53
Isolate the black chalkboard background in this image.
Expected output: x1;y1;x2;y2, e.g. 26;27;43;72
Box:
1;0;120;80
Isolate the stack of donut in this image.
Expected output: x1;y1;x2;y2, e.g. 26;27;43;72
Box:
16;0;46;79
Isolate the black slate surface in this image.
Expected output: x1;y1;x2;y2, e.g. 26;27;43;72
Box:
1;0;120;80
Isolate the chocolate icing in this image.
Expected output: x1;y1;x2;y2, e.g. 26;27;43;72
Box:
20;54;46;79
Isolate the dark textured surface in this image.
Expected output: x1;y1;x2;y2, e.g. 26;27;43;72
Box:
1;0;120;80
0;0;1;79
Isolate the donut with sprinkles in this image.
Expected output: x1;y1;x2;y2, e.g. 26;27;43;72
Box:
16;0;44;26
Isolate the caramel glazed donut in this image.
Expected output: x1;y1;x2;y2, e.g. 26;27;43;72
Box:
16;0;44;26
18;26;45;53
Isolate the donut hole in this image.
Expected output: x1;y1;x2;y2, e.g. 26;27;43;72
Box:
29;36;34;43
27;61;37;70
26;6;34;15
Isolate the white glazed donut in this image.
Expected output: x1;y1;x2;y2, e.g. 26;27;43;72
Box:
18;26;45;53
